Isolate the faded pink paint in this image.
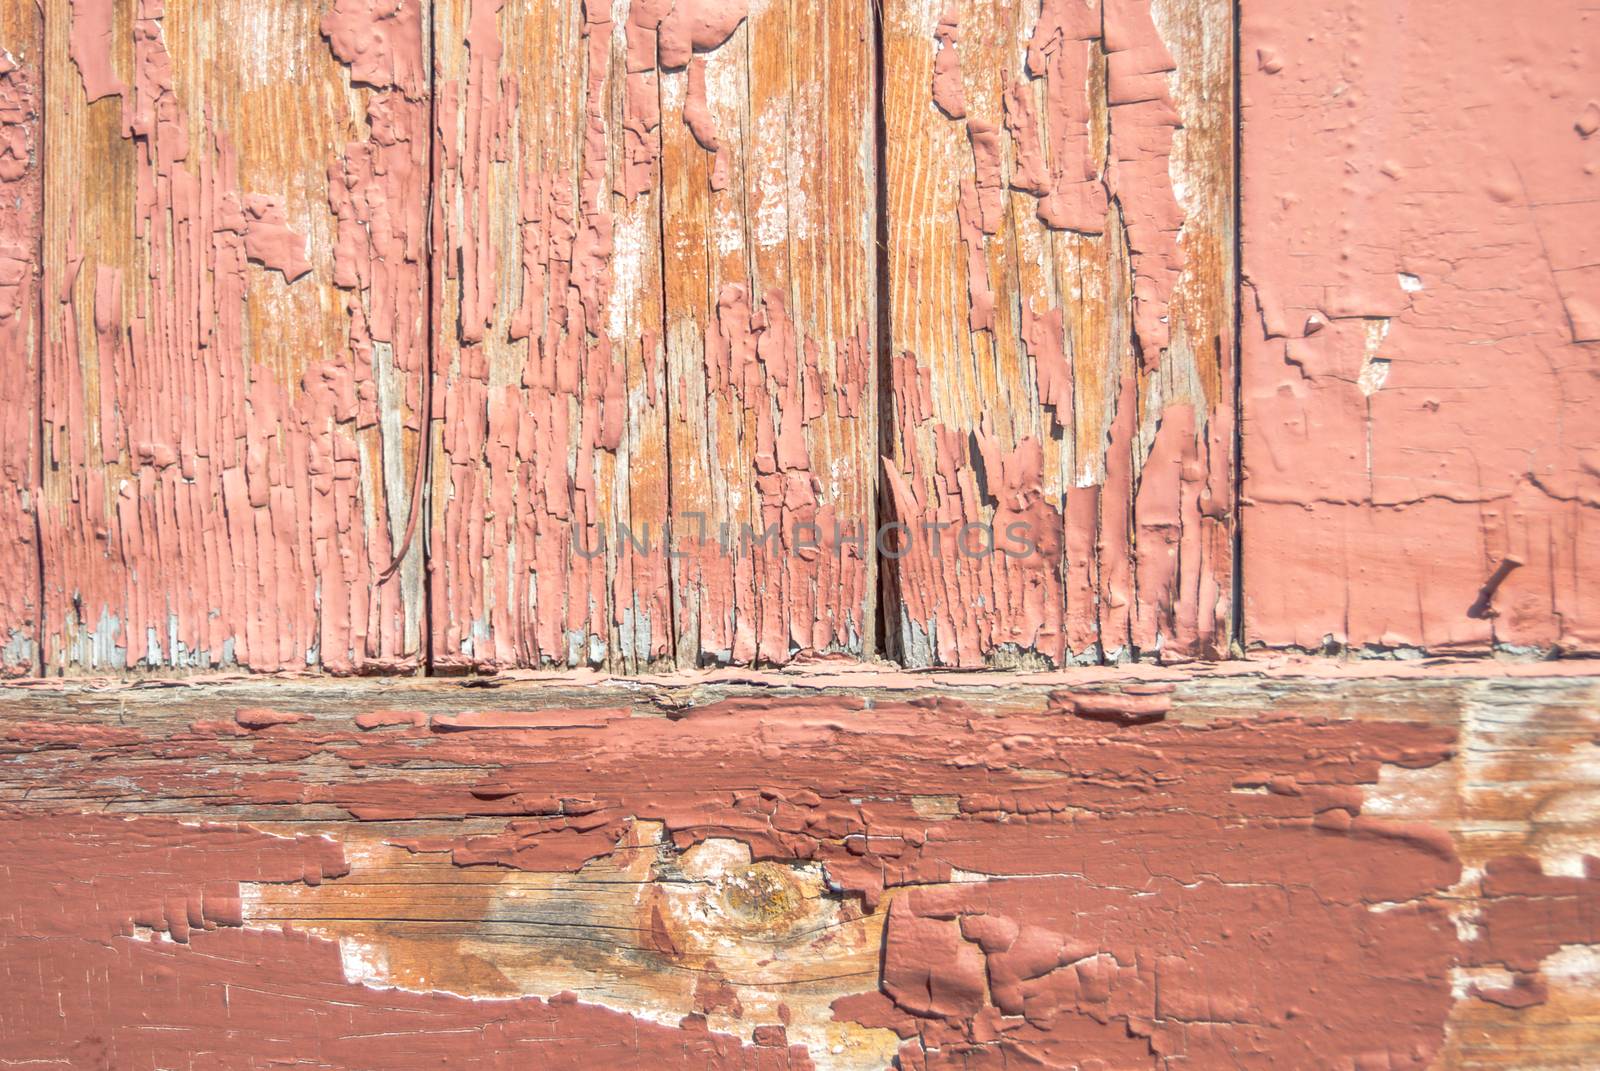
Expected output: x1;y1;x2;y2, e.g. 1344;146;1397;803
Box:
67;0;122;103
1241;0;1600;654
0;34;40;675
43;0;424;672
883;0;1220;669
931;8;965;120
433;0;678;670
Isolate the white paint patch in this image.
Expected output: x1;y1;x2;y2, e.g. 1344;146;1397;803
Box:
754;127;792;249
226;5;304;88
715;201;744;256
1358;319;1392;396
660;69;685;110
1362;760;1455;818
339;936;391;987
610;210;645;340
706;45;742;132
1451;964;1515;1000
1398;273;1424;292
1540;943;1600;987
786;98;816;243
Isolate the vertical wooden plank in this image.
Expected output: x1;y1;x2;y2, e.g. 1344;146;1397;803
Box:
0;3;42;676
661;0;877;667
429;0;673;672
880;0;1233;667
1240;0;1600;656
41;0;430;673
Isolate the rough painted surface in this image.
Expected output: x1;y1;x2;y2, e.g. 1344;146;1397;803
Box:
428;0;875;672
0;4;41;676
2;666;1598;1067
881;0;1234;669
660;0;877;667
40;0;428;674
1240;0;1600;656
430;0;670;673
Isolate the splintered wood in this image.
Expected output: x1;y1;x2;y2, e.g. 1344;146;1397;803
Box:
40;0;429;673
2;666;1598;1067
16;0;1233;676
880;0;1234;668
430;0;878;672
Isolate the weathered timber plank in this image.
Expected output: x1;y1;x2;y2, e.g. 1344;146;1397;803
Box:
2;664;1597;1067
40;0;430;674
0;3;42;675
1240;0;1600;655
429;0;672;672
661;0;877;667
430;0;876;673
880;0;1235;669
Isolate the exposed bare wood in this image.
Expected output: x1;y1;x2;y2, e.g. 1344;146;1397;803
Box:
662;0;878;667
0;1;42;675
880;0;1233;668
2;663;1597;1066
40;0;430;674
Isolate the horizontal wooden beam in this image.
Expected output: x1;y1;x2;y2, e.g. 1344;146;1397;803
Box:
3;662;1597;1067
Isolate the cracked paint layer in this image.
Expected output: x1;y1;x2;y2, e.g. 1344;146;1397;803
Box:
0;6;41;676
1241;0;1600;655
40;0;428;674
3;670;1597;1066
431;0;673;673
661;0;878;667
430;0;873;672
881;0;1234;669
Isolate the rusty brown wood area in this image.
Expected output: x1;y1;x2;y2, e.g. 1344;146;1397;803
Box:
0;0;1235;677
2;661;1598;1067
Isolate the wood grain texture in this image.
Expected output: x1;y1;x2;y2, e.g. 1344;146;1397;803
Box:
1239;0;1600;657
0;2;42;676
880;0;1234;669
660;0;877;667
429;0;876;672
40;0;429;674
2;663;1597;1067
429;0;673;672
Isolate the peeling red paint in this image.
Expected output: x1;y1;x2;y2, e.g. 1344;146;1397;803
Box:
0;22;40;677
659;0;877;670
4;676;1597;1066
44;0;425;674
1241;0;1600;655
432;0;675;672
670;286;870;665
882;0;1227;670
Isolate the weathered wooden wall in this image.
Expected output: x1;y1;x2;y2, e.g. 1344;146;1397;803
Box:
3;0;1598;677
3;665;1598;1067
1239;0;1600;657
39;0;429;674
429;0;877;673
0;2;42;676
7;0;1242;677
880;0;1234;669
